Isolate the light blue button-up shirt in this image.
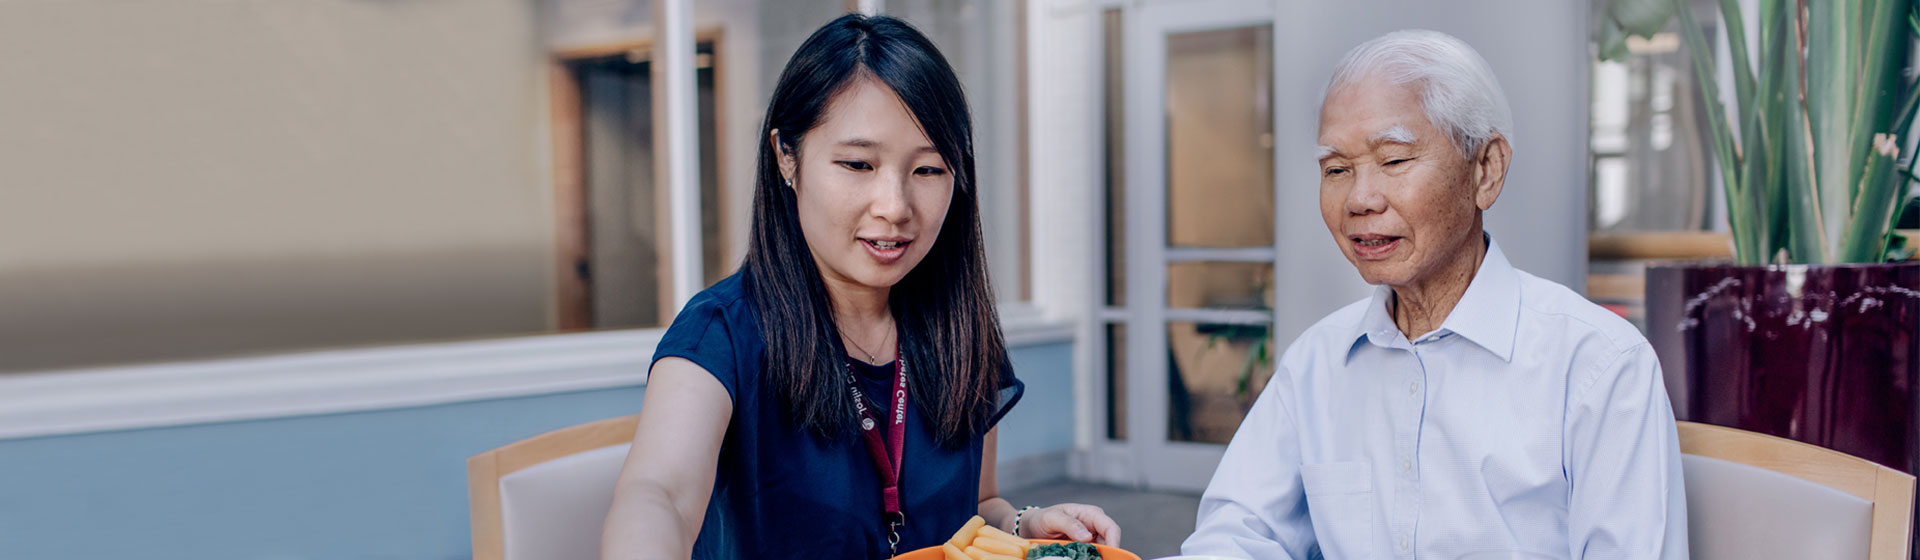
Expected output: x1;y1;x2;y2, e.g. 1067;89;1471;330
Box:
1183;238;1687;559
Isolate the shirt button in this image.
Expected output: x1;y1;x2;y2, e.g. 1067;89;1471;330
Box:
1401;459;1412;472
1408;382;1419;395
1399;535;1409;550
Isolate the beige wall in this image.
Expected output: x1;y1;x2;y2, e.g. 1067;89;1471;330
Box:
0;0;552;372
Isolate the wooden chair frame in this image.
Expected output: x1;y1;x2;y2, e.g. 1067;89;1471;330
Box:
468;414;641;560
1677;420;1916;559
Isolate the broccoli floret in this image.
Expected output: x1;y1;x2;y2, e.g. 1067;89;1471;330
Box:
1025;542;1101;560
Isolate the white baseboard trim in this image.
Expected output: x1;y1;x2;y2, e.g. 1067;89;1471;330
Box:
1069;444;1140;487
1000;302;1076;347
998;451;1072;492
0;307;1076;441
0;329;661;441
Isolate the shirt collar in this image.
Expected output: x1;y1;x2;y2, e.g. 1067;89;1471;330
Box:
1347;235;1521;363
1350;285;1400;356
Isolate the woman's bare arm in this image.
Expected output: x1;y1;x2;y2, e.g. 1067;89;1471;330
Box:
600;358;733;560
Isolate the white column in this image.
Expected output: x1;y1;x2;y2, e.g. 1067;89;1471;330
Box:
858;0;884;15
654;0;702;312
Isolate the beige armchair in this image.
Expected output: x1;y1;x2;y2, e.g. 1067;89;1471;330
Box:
468;414;639;560
1678;420;1915;559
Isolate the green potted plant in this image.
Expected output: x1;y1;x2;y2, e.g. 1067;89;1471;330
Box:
1597;0;1920;476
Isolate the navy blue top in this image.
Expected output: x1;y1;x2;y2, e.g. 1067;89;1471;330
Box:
651;273;1024;560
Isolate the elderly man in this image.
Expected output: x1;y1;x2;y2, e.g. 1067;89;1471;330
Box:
1182;30;1687;559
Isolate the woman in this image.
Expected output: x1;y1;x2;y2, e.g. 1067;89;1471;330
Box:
600;14;1121;560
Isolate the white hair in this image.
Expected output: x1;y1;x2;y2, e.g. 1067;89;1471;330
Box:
1324;29;1513;157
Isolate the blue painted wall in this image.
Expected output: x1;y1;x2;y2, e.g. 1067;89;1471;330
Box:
996;341;1076;463
0;341;1074;560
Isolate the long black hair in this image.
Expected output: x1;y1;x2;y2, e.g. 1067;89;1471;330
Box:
743;13;1006;447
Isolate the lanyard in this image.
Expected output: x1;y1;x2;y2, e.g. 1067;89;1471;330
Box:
845;352;909;557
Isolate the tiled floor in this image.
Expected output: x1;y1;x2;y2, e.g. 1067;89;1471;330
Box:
1000;481;1202;560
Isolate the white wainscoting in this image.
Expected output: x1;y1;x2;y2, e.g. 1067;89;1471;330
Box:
0;304;1072;441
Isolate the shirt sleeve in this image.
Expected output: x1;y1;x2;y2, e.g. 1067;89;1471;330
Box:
1563;341;1689;560
650;296;740;404
986;356;1024;428
1181;362;1313;559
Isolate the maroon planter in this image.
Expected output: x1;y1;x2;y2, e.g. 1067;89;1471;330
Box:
1645;261;1920;473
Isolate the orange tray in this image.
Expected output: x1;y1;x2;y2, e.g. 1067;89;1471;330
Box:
895;539;1142;560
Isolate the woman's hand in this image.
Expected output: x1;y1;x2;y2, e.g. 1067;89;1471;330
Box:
1017;503;1122;546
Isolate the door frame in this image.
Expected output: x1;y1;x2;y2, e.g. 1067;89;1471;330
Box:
1085;0;1280;492
547;30;727;330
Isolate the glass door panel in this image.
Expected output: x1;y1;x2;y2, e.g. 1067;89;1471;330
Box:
1166;26;1275;249
1118;0;1277;492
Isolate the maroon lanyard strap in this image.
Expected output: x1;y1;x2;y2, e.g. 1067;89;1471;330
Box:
845;353;909;517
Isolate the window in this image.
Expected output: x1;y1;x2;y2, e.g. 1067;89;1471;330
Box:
559;43;722;329
882;0;1033;302
548;0;1033;335
1585;0;1723;326
545;0;849;330
1589;25;1713;233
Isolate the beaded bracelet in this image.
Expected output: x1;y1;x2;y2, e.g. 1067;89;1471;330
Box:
1011;505;1040;538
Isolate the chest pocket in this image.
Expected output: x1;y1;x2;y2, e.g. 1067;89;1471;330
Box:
1302;461;1374;559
